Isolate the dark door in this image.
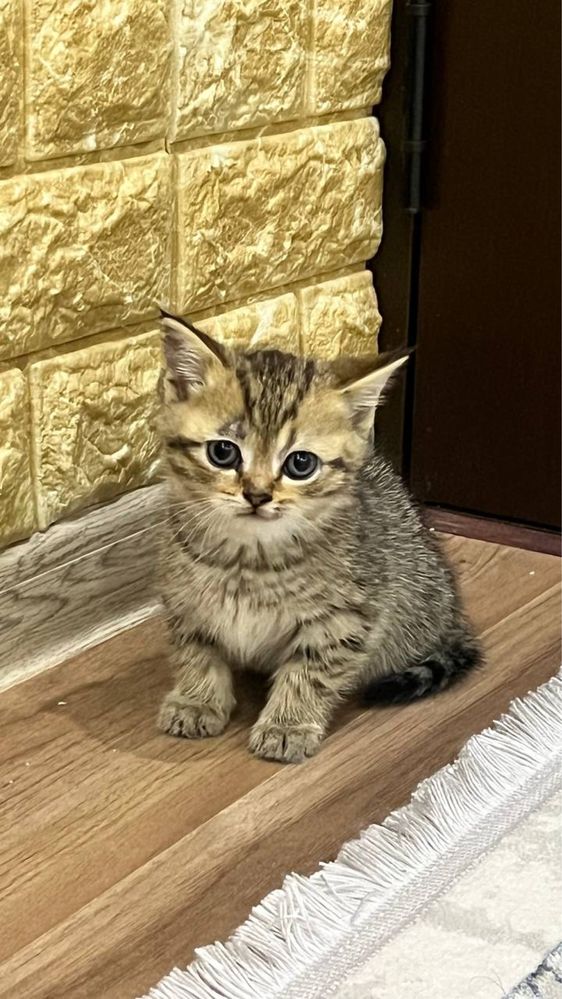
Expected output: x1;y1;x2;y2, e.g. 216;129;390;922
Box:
408;1;561;530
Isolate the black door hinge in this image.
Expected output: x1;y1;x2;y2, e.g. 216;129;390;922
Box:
405;0;431;213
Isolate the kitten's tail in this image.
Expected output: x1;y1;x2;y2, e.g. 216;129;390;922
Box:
363;638;481;706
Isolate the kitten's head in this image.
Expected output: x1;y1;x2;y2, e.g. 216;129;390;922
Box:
159;312;407;548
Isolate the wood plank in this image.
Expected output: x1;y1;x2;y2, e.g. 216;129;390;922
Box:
0;537;556;956
440;534;560;631
0;538;559;998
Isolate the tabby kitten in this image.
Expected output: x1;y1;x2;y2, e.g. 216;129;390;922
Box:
157;312;480;763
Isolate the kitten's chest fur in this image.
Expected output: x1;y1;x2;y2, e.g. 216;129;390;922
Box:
212;592;292;669
169;547;329;671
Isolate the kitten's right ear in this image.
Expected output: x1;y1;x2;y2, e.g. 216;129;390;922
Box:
160;310;230;401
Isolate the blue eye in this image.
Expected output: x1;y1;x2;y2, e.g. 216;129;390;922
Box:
207;440;241;469
283;451;319;480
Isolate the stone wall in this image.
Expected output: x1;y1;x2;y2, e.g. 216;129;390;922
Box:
0;0;392;546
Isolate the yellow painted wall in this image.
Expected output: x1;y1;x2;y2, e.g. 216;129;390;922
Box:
0;0;392;545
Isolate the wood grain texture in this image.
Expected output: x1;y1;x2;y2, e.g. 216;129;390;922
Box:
0;537;560;999
0;486;165;690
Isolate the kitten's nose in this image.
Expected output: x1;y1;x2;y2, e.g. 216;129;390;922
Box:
242;489;272;508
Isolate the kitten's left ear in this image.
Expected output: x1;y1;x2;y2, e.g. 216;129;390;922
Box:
160;310;231;401
337;349;411;414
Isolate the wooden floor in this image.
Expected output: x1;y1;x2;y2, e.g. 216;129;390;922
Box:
0;535;560;999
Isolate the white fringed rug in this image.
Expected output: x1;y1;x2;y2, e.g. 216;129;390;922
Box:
142;671;562;999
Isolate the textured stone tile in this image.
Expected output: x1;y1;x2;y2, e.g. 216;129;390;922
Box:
310;0;392;114
0;155;172;360
29;330;162;527
25;0;172;159
176;118;384;312
0;0;21;167
299;271;382;359
173;0;306;140
200;294;300;353
0;369;35;545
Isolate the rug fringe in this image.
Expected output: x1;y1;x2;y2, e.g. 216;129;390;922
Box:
142;671;562;999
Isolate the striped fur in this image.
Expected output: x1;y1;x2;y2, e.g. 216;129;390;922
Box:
157;315;481;762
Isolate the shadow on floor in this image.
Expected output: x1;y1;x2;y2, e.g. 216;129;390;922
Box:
51;650;271;763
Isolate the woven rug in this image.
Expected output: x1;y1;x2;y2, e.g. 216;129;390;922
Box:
331;788;561;998
142;671;562;999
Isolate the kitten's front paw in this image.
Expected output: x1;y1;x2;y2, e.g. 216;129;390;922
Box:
158;695;228;739
249;722;323;763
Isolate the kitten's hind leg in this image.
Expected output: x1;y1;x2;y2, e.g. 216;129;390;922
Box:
159;639;236;739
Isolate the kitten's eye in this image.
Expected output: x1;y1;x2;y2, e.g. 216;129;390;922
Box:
283;450;319;480
206;440;242;470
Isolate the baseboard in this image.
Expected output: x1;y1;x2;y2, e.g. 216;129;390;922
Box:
0;486;167;691
423;507;561;557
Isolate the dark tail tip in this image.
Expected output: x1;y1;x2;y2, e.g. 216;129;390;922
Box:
363;641;481;706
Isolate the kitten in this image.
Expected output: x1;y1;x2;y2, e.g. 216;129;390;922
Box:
157;312;481;763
